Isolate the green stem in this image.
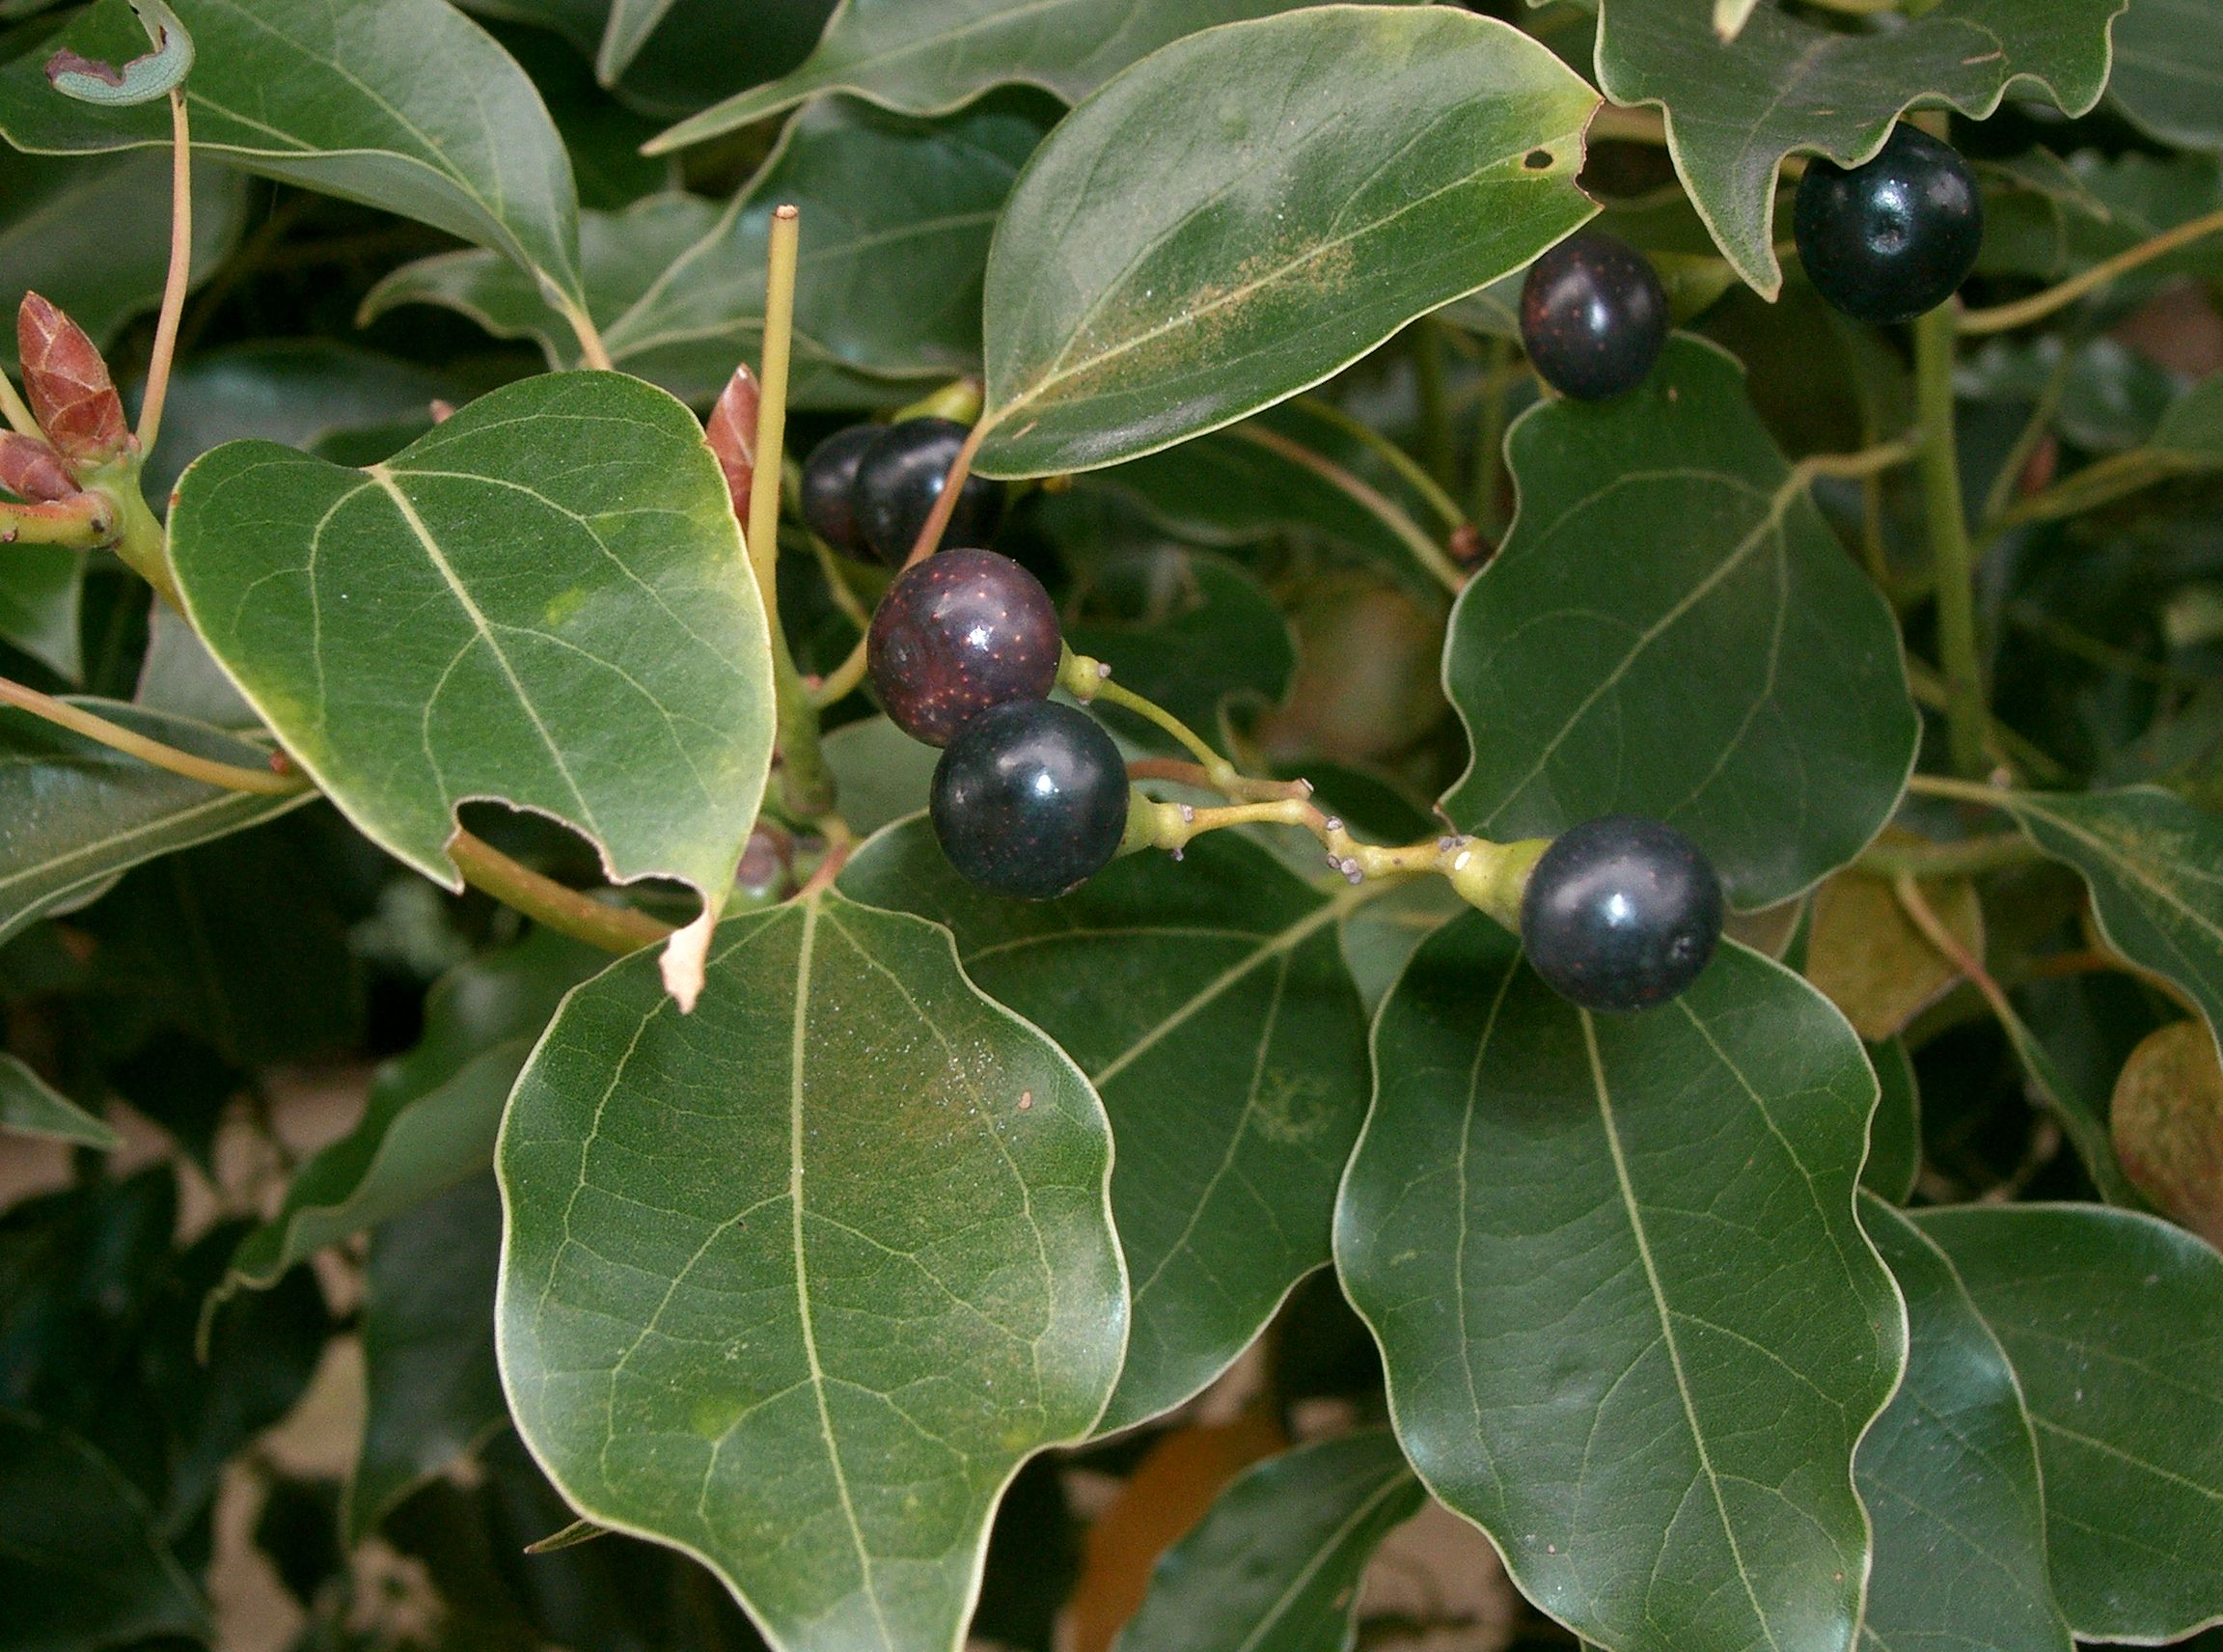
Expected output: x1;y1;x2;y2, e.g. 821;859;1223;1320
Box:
1061;648;1246;790
1914;305;1988;779
0;370;39;440
134;90;193;457
1468;337;1515;535
1411;318;1455;492
1959;206;2223;336
747;205;835;818
0;675;306;795
1857;831;2043;880
98;465;180;609
448;829;672;954
0;494;117;550
1230;424;1463;595
1905;773;2014;809
1296;395;1467;532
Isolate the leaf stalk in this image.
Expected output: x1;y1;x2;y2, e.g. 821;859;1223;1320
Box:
1913;305;1988;779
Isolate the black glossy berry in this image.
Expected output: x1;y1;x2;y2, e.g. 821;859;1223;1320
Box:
800;424;879;560
867;547;1061;747
1520;815;1723;1013
1521;231;1671;402
1794;124;1984;326
854;417;1006;566
930;700;1128;900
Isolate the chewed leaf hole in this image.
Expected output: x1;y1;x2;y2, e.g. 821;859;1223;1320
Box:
1524;149;1555;170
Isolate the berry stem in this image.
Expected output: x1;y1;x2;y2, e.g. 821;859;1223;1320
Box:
1124;757;1310;801
1058;647;1245;789
1904;773;2015;809
899;416;990;569
1913;304;1989;780
0;674;308;795
134;89;193;456
1959;206;2223;336
1122;787;1547;923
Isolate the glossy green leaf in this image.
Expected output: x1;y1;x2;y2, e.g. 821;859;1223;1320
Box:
1861;1038;1920;1203
1997;786;2223;1062
1338;877;1467;1021
1336;919;1904;1652
350;1174;508;1540
0;699;309;946
0;148;245;372
0;1411;208;1651
0;0;589;315
1855;1197;2071;1652
844;824;1368;1434
366;97;1038;408
1593;0;2125;295
0;1051;118;1148
1441;337;1919;910
2110;0;2223;151
168;372;775;939
819;717;940;840
1114;1430;1423;1652
1917;1203;2223;1641
220;929;604;1299
1069;553;1295;751
974;6;1599;478
498;889;1126;1652
0;549;81;682
646;0;1423;154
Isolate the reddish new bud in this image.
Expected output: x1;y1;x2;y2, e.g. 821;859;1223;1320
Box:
0;432;78;503
17;292;128;467
705;362;760;526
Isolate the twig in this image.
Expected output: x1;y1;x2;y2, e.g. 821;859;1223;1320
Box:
447;830;672;954
134;89;193;455
1960;206;2223;335
0;675;305;794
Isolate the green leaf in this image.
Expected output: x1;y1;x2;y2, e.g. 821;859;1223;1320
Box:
0;1410;209;1651
0;148;246;373
1854;1196;2072;1652
820;717;940;841
1441;337;1919;910
1069;553;1295;751
973;6;1599;479
645;0;1424;154
843;824;1369;1434
0;549;81;682
1113;1431;1423;1652
0;699;310;947
1593;0;2126;295
1861;1038;1920;1203
366;97;1038;408
350;1174;508;1541
1916;1202;2223;1641
0;1051;118;1147
498;889;1126;1652
1336;918;1904;1652
0;0;590;316
168;372;775;940
1996;786;2223;1063
2109;0;2223;151
220;929;604;1299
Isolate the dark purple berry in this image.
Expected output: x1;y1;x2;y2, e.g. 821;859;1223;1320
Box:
800;424;879;561
867;547;1061;747
1521;231;1670;402
1794;124;1984;326
854;417;1006;565
930;700;1128;900
1520;815;1723;1013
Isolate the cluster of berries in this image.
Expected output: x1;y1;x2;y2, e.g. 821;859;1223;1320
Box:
805;422;1128;902
1520;123;1983;402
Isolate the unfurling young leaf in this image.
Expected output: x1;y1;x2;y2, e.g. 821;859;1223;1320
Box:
705;361;760;526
